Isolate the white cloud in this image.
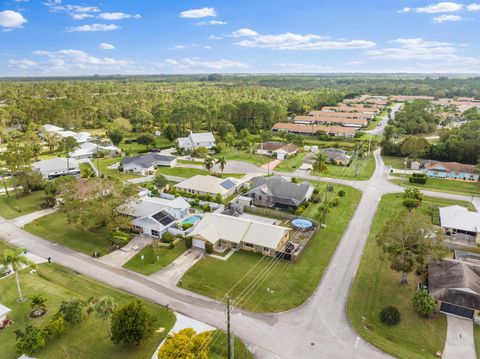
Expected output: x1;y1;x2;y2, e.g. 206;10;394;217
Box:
467;3;480;11
99;42;115;50
196;20;227;26
156;57;248;72
231;29;375;50
0;10;27;29
433;14;462;22
208;35;223;40
400;2;463;13
97;12;141;20
179;7;216;19
67;23;120;32
274;63;330;72
8;58;37;68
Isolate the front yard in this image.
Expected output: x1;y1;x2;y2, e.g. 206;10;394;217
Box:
181;183;362;312
274;152;308;172
212;145;271;166
96;158;140;180
123;241;188;275
390;173;480;196
0;191;45;219
312;153;376;181
24;212;116;256
347;193;475;359
0;261;175;359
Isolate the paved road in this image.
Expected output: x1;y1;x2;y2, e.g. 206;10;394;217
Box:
0;149;477;358
364;103;403;136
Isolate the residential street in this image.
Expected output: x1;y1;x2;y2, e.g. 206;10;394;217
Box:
0;151;477;358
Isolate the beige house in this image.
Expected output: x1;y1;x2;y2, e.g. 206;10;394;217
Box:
175;174;253;199
188;213;291;256
256;142;298;160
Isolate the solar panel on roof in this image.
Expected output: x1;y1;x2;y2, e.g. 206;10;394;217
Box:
152;210;175;226
220;179;236;190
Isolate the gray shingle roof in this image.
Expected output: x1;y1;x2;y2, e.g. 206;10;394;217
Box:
121;153;176;169
247;176;312;207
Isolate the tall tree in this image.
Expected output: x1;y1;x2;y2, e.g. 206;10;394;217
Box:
204;157;214;172
106;129;123;146
2;248;30;302
402;188;423;212
110;301;156;345
95;296;117;337
216;157;227;173
59;136;79;176
313;152;328;173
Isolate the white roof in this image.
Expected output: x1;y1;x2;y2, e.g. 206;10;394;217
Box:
122;196;190;218
33;157;79;172
188;213;290;250
69;142;119;158
189;132;215;143
175;175;236;196
42;124;64;133
57;130;92;143
0;303;11;317
440;205;480;234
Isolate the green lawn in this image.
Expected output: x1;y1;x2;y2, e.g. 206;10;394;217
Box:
390;173;480;196
120;137;173;156
96;158;140;180
24;212;115;256
382;155;409;169
365;118;379;130
157;167;244;179
0;263;175;359
123;241;188;275
181;183;361;312
0;191;45;219
312;153;376;180
347;193;475;359
275;152;308;172
208;330;254;359
474;325;480;358
212;145;271;166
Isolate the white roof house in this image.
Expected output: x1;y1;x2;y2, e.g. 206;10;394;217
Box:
33;157;80;180
57;130;92;143
188;213;291;253
439;205;480;235
69;142;120;160
175;174;248;199
177;132;216;151
0;303;11;321
42;124;64;133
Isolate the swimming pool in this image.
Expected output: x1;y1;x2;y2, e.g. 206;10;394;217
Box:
181;214;203;226
292;218;314;230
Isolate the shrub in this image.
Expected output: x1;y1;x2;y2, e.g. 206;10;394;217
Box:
168;242;175;249
338;190;345;197
14;324;46;355
110;301;156;345
185;237;192;248
330;196;340;207
412;289;436;318
58;299;87;324
45;313;66;338
379;306;401;326
295;207;304;216
291;177;298;183
161;231;174;243
182;223;194;230
205;242;213;254
409;173;428;184
203;204;211;212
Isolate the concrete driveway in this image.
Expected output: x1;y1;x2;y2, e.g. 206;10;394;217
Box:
99;236;152;267
444;316;476;359
150;248;204;285
10;208;57;227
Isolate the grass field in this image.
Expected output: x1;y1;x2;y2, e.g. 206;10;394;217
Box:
157;167;244;179
390;173;480;196
275;152;308;172
212;146;271;166
0;191;45;219
474;325;480;358
312;153;376;180
0;262;175;359
347;193;475;359
181;182;361;312
365;118;379;130
96;158;140;180
208;330;254;359
120;137;173;156
24;212;114;256
382;155;408;169
123;241;187;275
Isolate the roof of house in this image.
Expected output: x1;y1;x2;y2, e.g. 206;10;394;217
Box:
272;122;357;135
121;196;190;218
175;175;239;196
321;148;351;162
294;116;367;126
177;132;215;147
321;105;378;114
188;213;290;249
246;176;313;207
429;259;480;310
439;205;480;234
121;153;176;169
69;142;119;158
307;111;372;119
0;303;11;317
42;124;64;133
257;142;298;153
425;161;476;174
57;130;92;143
33;157;79;172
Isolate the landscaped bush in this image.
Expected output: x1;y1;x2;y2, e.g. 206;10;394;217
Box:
412;289;436;318
409;173;428;184
161;231;174;243
205;242;213;254
182;223;194;230
379;306;401;326
203;204;211;212
295;207;304;216
330;196;340;207
185;237;192;248
338;190;345;197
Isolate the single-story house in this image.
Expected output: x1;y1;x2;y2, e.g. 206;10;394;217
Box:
256;142;298;160
57;130;92;143
121;153;177;175
0;303;11;329
188;213;291;256
272;122;357;138
175;174;252;199
120;196;191;237
321;148;351;166
33;157;80;180
439;205;480;244
424;161;479;181
244;176;314;209
177;132;216;151
429;259;480;319
42;124;64;133
308;110;373;121
69;142;120;160
293;115;367;128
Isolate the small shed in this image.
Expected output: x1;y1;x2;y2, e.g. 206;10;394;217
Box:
410;161;421;170
0;303;12;329
237;196;253;207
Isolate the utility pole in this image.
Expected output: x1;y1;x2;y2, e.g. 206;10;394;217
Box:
355;152;359;178
368;136;371;156
96;143;101;177
227;295;233;359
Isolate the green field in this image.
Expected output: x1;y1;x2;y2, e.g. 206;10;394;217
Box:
96;158;140;180
274;152;308;172
157;167;244;179
212;145;271;166
390;173;480;196
347;193;475;359
0;261;175;359
0;191;45;219
208;330;254;359
24;212;115;256
120;137;173;156
181;183;361;312
365;118;379;130
312;153;376;180
474;325;480;358
123;241;188;275
382;155;409;169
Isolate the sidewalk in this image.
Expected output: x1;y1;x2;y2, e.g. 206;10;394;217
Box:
10;208;57;228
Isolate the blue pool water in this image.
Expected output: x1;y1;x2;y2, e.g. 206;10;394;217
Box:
181;215;202;226
292;218;313;229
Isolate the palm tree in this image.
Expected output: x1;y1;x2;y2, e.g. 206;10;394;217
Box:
225;133;235;149
204;157;214;172
60;136;79;175
2;248;30;302
313;152;328;173
216;157;227;173
95;296;116;337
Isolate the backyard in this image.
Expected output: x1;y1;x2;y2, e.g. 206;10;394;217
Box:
123;241;188;275
0;261;175;359
181;182;361;312
390;173;480;196
312;153;376;181
347;193;475;359
24;212;115;256
0;190;45;219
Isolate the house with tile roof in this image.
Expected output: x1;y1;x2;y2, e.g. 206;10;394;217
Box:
175;174;253;199
424;161;479;181
256;142;298;160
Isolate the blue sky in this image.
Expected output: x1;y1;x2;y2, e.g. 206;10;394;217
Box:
1;0;479;75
